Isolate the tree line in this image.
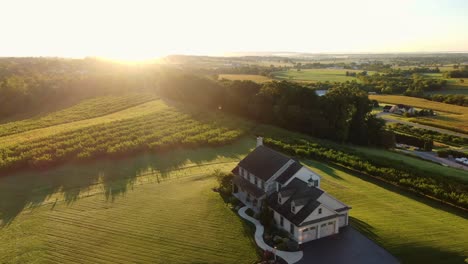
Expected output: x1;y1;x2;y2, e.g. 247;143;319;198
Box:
157;71;387;146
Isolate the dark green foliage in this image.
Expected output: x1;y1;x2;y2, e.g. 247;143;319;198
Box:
259;200;273;230
262;137;468;209
429;94;468;107
394;132;433;150
159;73;386;146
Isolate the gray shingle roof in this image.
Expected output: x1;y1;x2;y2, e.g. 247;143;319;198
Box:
268;178;326;227
275;161;302;184
238;145;291;181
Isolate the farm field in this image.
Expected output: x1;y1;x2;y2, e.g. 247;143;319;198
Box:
0;94;157;137
0;99;247;173
0;100;168;148
272;69;368;83
218;74;271;83
305;159;468;263
0;151;258;263
370;95;468;133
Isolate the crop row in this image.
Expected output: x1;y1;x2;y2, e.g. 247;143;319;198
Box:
0;93;157;137
0;108;247;172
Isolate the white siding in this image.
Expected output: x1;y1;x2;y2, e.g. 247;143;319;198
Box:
283;167;321;188
301;204;335;224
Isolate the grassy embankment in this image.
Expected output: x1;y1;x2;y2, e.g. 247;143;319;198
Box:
370;94;468;134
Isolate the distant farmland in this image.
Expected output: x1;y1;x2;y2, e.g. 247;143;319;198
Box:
370;95;468;133
272;69;368;83
218;74;271;83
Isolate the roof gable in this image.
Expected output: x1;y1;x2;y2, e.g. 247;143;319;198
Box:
238;145;291;181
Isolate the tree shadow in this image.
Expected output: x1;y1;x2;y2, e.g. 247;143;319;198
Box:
0;137;254;226
301;159;343;180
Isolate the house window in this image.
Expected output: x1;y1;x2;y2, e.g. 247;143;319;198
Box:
290;223;294;235
328;222;333;225
314;180;319;187
280;216;284;226
321;223;326;228
278;196;282;204
318;208;322;214
291;205;295;213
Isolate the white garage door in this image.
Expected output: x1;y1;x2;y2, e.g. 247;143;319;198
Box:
320;221;335;238
338;214;347;227
302;226;317;242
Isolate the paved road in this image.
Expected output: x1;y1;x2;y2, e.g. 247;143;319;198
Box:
297;227;399;264
376;112;468;139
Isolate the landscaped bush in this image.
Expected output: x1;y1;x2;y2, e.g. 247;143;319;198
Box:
263;137;468;209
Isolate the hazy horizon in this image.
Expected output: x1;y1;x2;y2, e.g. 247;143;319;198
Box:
1;0;467;61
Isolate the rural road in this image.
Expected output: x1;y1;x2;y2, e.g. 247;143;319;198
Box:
376;113;468;139
398;149;468;171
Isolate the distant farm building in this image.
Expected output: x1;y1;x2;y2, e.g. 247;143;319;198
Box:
389;104;415;115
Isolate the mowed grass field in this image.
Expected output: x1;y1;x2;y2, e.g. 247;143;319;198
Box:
0;139;258;263
272;69;368;83
370;95;468;133
305;159;468;263
218;74;272;83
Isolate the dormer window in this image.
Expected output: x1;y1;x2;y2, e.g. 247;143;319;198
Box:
318;208;322;214
278;196;282;204
291;205;295;213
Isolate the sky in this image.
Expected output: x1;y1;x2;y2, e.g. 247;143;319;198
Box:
0;0;467;60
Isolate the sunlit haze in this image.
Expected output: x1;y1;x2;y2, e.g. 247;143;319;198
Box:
1;0;467;61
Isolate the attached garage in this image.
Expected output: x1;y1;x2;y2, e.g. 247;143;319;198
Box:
301;226;317;243
338;213;347;227
319;221;336;238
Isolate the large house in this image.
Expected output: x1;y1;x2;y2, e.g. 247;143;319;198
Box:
232;137;351;244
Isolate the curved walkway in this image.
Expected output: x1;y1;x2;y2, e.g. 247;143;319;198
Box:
238;206;303;264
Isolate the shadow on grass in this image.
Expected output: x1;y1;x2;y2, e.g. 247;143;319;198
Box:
0;137;254;226
349;216;381;243
301;160;343;180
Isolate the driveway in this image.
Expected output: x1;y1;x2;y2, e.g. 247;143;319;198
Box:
297;227;399;264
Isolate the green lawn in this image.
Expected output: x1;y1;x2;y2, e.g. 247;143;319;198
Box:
272;69;369;83
304;160;468;263
0;138;258;263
